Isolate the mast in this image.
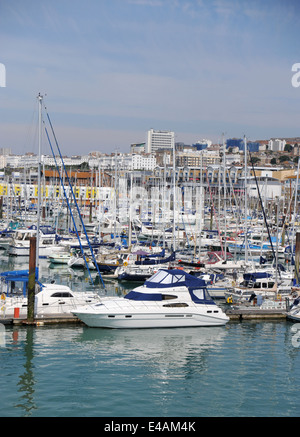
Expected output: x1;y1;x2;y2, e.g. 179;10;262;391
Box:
244;135;248;265
36;93;43;267
223;133;227;259
173;141;176;251
291;149;300;279
198;152;203;261
114;150;118;242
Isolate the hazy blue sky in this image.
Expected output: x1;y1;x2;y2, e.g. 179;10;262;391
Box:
0;0;300;156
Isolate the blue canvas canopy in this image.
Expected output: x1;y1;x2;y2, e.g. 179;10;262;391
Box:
135;252;175;265
124;291;162;301
243;272;272;282
1;268;39;296
144;269;207;289
0;268;39;282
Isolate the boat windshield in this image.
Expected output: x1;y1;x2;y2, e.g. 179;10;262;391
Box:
189;287;215;305
144;269;206;289
147;270;186;285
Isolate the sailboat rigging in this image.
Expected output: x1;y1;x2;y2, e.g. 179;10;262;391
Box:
41;98;105;288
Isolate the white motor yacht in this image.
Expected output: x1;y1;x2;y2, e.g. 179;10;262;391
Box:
0;269;101;318
8;226;65;258
72;269;229;328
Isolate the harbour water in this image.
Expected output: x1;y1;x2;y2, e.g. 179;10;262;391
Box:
1;255;300;417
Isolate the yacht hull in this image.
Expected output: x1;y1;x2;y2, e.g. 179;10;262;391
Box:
73;307;229;328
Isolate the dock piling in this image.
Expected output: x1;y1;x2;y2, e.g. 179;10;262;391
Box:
27;237;36;323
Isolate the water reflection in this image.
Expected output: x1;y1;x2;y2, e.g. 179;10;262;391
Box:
76;326;228;379
3;320;300;417
14;327;37;416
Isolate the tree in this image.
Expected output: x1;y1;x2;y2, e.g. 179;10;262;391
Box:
270;157;277;165
284;144;293;153
250;156;260;165
279;155;290;163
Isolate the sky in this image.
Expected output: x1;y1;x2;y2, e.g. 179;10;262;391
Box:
0;0;300;157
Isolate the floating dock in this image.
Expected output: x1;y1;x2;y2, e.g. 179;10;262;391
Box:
0;309;290;326
0;314;82;326
226;308;288;321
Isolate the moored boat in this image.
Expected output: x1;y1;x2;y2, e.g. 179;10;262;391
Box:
224;272;292;303
48;252;71;264
0;268;101;318
72;268;229;328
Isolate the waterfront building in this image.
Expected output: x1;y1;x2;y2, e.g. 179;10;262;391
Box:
0;147;12;155
268;138;286;152
146;129;175;154
175;149;221;167
237;176;282;200
226;138;259;153
130;143;146;154
193;139;212;150
0;155;6;168
132;153;156;170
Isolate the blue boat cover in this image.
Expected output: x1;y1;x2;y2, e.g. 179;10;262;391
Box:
135;252;175;265
144;269;207;289
243;272;272;281
124;291;162;301
0;268;39;296
0;268;39;282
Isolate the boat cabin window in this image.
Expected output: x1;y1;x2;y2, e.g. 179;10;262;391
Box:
161;294;177;300
50;292;73;298
189;287;214;304
163;303;188;307
42;239;55;245
192;288;205;300
16;232;30;240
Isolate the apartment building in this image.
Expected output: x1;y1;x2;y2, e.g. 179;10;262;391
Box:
146;129;175;153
